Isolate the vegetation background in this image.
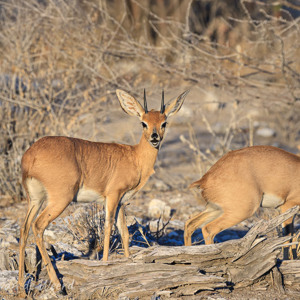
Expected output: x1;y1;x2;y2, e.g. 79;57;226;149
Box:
0;1;299;297
0;0;299;203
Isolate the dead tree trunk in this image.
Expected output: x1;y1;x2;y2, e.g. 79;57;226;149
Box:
57;206;299;298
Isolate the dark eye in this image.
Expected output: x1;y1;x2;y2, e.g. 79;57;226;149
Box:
161;122;167;129
141;122;148;129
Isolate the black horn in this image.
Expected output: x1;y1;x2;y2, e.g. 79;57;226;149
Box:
160;89;165;114
144;88;148;114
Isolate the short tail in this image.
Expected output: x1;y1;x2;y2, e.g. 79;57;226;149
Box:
189;180;202;189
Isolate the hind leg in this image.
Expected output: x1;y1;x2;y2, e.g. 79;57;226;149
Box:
200;191;260;244
184;203;222;246
32;195;72;292
18;178;46;292
18;203;43;291
202;211;252;244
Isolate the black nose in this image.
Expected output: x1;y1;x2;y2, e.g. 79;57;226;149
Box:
151;132;159;139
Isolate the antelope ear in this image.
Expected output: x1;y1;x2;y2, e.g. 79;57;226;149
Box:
116;89;145;117
164;90;190;118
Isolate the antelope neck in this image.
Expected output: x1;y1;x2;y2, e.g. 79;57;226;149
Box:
134;134;158;171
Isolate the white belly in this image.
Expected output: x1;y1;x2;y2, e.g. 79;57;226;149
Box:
261;193;284;208
75;187;104;203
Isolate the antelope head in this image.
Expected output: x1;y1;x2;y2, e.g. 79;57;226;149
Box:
116;89;189;149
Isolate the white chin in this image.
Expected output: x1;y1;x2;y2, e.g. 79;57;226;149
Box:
151;141;160;148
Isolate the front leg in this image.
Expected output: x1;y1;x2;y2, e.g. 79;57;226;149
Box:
103;193;120;261
116;204;130;257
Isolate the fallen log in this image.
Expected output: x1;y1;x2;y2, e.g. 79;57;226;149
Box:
55;206;299;298
58;259;227;298
279;260;300;287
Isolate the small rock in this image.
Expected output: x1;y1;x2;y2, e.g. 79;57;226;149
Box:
202;92;220;112
5;235;18;244
148;199;171;219
256;127;276;138
169;196;182;205
152;179;170;191
149;219;165;233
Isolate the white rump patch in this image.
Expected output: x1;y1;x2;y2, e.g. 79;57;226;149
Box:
26;177;47;205
261;194;284;208
76;187;104;203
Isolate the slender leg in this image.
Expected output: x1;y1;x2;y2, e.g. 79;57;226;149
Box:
184;206;222;246
32;199;71;292
18;203;43;291
103;193;120;261
116;204;130;257
202;213;247;244
280;201;299;259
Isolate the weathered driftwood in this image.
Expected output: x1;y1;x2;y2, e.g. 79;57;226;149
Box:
58;259;226;299
279;260;300;287
55;206;299;298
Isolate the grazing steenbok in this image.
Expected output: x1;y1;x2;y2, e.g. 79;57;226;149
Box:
184;145;300;257
19;89;189;293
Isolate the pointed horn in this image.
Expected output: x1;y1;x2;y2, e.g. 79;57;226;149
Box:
160;89;165;114
144;88;148;114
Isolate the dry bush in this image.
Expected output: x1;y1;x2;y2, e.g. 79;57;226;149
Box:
62;203;120;259
0;0;299;202
0;0;115;201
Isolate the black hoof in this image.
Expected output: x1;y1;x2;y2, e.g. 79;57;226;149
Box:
59;286;67;296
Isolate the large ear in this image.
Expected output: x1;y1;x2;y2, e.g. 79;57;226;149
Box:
116;89;145;117
164;90;190;118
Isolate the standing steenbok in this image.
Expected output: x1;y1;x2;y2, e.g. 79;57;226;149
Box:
184;145;300;257
19;89;189;293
